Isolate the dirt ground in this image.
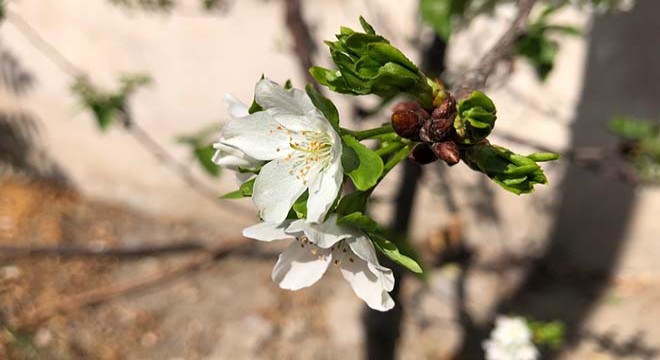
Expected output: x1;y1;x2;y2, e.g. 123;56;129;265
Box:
1;176;659;360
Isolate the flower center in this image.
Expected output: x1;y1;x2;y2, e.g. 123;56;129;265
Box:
283;130;335;185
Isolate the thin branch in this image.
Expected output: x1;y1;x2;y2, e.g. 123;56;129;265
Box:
5;9;83;78
0;241;208;259
456;0;539;94
284;0;317;86
6;7;254;218
16;240;253;331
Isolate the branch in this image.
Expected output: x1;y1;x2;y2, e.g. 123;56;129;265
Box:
7;7;254;219
15;240;253;330
0;241;208;259
284;0;317;86
456;0;539;94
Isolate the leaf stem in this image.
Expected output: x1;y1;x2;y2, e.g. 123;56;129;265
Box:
375;142;404;157
342;124;394;140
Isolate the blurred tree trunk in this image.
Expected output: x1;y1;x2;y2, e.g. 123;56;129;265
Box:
363;34;447;360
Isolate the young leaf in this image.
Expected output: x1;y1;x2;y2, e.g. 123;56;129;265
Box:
305;84;340;132
370;234;423;273
337;212;378;232
194;146;220;177
292;192;309;219
341;135;384;190
336;191;369;215
221;178;256;199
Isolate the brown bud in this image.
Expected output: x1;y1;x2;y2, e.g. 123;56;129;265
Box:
432;93;457;120
419;115;455;143
409;143;438;165
431;141;460;166
392;100;422;113
391;108;429;140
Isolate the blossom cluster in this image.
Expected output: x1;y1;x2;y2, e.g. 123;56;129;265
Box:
483;316;539;360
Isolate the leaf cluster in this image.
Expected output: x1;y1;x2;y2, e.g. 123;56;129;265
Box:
71;74;151;131
463;144;559;194
310;17;435;107
610;116;660;182
454;91;497;144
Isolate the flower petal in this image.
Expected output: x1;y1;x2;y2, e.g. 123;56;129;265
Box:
212;143;258;168
346;236;395;292
252;159;308;223
272;241;331;290
306;158;343;223
339;252;395;311
220;111;293;161
301;214;353;249
224;94;249;118
255;79;316;118
243;221;294;242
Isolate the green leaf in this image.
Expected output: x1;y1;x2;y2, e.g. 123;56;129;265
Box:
337;212;377;232
527;152;561;162
292;192;308;219
221;189;244;199
221;178;255;199
370;234;423;273
341;135;384;190
420;0;453;40
305;84;340;132
194;146;220;177
359;16;376;35
336;191;369;215
249;74;265;114
454;91;497;143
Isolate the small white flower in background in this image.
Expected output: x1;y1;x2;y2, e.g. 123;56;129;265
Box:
483;316;539;360
242;214;395;311
214;79;343;224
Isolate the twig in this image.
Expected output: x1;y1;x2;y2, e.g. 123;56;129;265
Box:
0;241;208;259
6;7;255;219
16;240;253;330
119;108;255;218
457;0;539;94
5;10;83;78
284;0;317;86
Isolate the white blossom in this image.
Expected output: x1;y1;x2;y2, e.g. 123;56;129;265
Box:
483;316;539;360
214;79;343;223
242;214;395;311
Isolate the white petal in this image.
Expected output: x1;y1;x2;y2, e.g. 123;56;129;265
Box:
212;143;258;168
221;111;293;160
255;79;316;118
346;236;395;292
252;159;308;223
243;221;294;242
224;94;249;118
272;241;331;290
302;214;353;248
339;252;395;311
306;158;343;223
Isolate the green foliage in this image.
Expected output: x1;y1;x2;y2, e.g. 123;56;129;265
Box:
336;191;370;215
609;116;660;182
176;123;222;177
369;233;423;273
72;74;151;131
310;17;435;107
221;178;255;199
454;91;497;144
337;212;378;232
516;4;581;81
292;192;309;219
341;135;384;191
528;319;566;350
305;84;340;132
463;144;557;194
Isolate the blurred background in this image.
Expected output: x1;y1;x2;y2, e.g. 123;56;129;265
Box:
1;0;659;359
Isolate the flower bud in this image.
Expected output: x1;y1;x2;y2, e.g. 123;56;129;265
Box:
431;141;460;166
409;143;438;165
419;115;455;143
432;93;457;120
391;108;429;140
